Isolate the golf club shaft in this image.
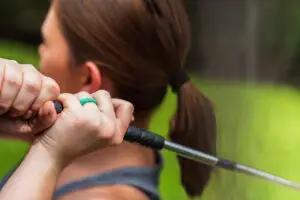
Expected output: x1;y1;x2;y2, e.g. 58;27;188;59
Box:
52;100;300;191
164;140;300;190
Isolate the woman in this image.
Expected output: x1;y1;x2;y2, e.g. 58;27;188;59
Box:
0;0;217;199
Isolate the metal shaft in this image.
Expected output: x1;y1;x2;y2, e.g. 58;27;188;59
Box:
164;140;300;191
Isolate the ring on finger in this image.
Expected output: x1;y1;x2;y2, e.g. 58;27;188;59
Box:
80;97;98;106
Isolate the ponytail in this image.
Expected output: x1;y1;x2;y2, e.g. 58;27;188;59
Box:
169;76;217;197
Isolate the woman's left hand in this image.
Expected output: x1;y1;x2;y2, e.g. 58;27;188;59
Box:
35;90;134;166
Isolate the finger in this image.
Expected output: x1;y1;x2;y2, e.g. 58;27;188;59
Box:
31;76;60;112
23;110;34;120
0;101;57;135
92;90;115;118
24;101;58;134
0;116;33;135
112;99;135;120
112;99;134;141
0;58;18;63
36;101;58;129
57;93;82;112
74;91;99;113
9;65;42;117
0;63;23;114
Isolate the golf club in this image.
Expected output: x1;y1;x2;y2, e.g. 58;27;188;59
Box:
53;100;300;191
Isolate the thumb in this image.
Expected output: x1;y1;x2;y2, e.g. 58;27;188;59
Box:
30;101;58;134
0;102;58;136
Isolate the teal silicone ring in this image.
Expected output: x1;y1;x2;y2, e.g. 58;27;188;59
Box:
79;97;97;105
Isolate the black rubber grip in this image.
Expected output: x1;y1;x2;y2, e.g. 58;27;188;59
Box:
51;100;165;150
125;126;165;150
53;100;63;113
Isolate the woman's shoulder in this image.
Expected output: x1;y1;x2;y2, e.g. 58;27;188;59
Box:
54;142;162;200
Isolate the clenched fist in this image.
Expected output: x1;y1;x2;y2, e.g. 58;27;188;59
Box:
0;58;60;136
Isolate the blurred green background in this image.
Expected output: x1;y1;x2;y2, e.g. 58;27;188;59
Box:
2;0;300;199
1;40;300;200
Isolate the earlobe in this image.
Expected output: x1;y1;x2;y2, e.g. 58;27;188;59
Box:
82;61;102;93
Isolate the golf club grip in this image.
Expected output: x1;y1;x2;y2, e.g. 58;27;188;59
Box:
52;100;165;150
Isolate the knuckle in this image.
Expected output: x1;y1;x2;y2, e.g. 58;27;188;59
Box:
22;64;36;70
43;77;60;97
125;102;134;113
98;90;110;97
89;121;100;133
26;81;41;94
6;78;21;88
98;119;116;139
24;75;41;94
106;126;117;139
5;66;22;88
11;104;26;114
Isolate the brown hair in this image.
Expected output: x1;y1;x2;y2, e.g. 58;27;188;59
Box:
54;0;216;197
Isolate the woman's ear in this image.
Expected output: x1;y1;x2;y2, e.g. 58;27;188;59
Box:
81;61;102;93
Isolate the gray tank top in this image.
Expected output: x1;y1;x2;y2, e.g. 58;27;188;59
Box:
0;152;163;200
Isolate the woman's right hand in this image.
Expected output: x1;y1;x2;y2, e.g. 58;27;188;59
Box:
34;91;134;167
0;58;60;137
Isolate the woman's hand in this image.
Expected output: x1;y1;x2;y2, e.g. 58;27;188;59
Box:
0;58;60;136
35;91;134;167
0;92;134;200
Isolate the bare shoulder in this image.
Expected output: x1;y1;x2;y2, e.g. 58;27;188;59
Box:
56;142;156;200
58;184;150;200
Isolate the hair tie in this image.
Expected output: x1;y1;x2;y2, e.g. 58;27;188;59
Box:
169;70;190;93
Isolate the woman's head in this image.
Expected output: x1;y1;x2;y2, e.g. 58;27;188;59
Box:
39;0;217;197
40;0;190;110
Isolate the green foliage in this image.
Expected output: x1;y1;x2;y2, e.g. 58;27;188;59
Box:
0;40;39;66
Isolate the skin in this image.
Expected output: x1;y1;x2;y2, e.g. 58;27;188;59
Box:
37;5;154;200
0;58;60;141
0;91;135;200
